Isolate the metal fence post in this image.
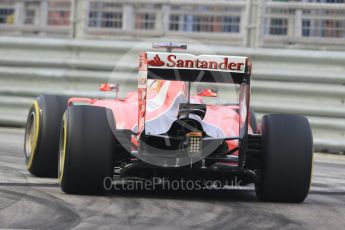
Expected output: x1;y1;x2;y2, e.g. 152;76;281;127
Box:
255;0;267;48
294;8;302;40
70;0;76;38
242;0;250;47
244;0;260;48
72;0;86;39
161;4;171;36
123;4;134;31
14;1;24;35
154;4;165;35
39;0;48;37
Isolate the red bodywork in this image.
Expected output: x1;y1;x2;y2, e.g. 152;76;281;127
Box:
68;51;252;160
68;84;252;159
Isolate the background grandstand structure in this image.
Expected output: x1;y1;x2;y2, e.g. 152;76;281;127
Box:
0;0;344;49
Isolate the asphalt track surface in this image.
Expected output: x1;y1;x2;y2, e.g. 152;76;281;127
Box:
0;128;344;230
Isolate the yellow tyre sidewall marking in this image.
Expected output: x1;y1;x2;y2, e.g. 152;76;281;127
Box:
26;100;40;170
58;114;67;184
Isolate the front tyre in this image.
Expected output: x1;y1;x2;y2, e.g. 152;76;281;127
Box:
255;114;313;203
24;95;68;177
58;106;115;194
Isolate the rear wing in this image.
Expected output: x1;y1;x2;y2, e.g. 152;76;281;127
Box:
143;52;250;84
136;51;251;141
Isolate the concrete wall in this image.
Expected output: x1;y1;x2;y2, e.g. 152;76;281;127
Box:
0;36;344;153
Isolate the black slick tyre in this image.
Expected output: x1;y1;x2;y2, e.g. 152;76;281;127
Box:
24;95;68;177
255;114;313;203
58;105;115;195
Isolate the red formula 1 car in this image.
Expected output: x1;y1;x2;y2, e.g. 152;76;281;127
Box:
24;43;313;202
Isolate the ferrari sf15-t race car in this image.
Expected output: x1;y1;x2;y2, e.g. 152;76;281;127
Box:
24;43;313;202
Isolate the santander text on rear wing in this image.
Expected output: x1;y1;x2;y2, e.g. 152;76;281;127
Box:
143;52;250;84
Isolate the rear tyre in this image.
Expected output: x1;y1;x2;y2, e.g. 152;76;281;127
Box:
58;106;115;194
255;114;313;203
24;95;68;177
